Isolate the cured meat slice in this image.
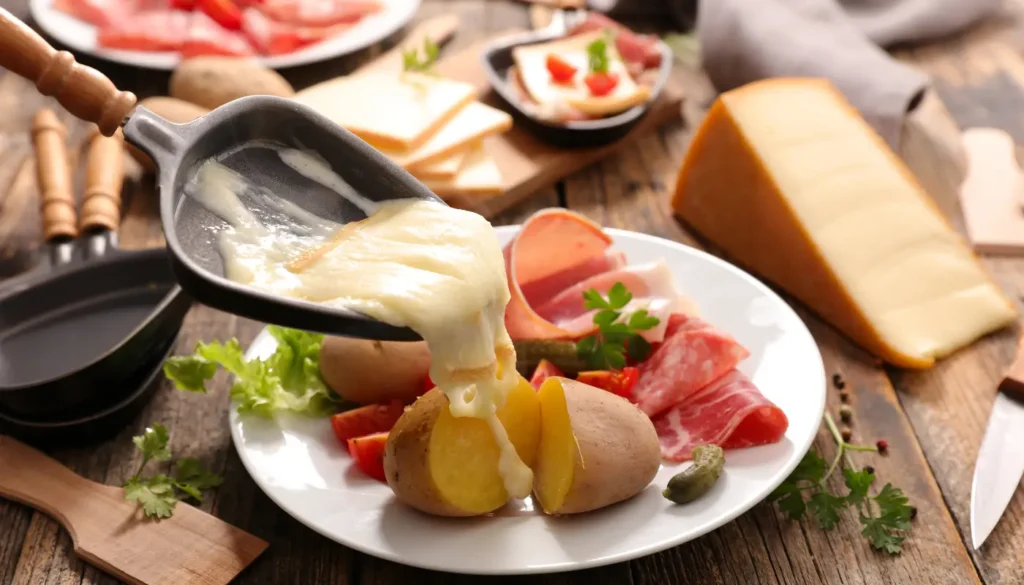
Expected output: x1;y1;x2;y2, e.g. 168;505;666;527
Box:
519;251;626;307
96;9;192;51
653;370;789;461
631;313;749;418
533;260;698;343
569;12;662;69
258;0;380;27
182;11;254;56
503;209;613;340
54;0;132;28
243;8;349;55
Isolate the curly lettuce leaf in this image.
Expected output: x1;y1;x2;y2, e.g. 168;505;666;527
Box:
162;326;342;418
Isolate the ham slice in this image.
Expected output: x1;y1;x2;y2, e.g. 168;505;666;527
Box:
258;0;380;27
653;370;789;461
97;9;192;51
631;314;749;418
242;8;346;55
182;11;255;56
569;13;663;69
54;0;132;27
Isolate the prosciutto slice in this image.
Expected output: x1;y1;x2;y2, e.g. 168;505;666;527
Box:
631;314;750;418
653;370;789;461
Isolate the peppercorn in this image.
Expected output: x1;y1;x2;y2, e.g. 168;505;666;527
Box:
909;506;918;520
864;465;875;475
841;427;853;442
839;404;854;423
839;391;850;404
876;439;889;454
832;373;846;390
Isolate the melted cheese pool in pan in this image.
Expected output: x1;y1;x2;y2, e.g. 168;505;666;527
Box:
188;151;533;499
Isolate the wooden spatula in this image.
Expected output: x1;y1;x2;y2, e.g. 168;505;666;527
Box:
0;435;268;585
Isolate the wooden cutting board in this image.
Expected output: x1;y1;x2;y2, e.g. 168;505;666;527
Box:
301;29;684;219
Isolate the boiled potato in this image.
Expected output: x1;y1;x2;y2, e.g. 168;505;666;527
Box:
169;57;295;110
383;376;541;517
319;337;430;404
534;377;660;514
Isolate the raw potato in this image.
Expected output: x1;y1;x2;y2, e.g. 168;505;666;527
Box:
384;376;541;517
534;377;660;514
126;97;210;171
169;57;295;110
319;337;430;404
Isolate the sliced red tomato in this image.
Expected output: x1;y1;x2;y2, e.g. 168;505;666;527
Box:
347;432;388;482
329;400;404;443
529;359;564;389
242;7;345;54
545;54;577;83
258;0;381;27
576;367;639;399
584;72;619;97
199;0;243;30
423;373;436;392
96;10;192;51
181;11;254;57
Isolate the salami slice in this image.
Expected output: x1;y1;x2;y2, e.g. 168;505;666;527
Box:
631;313;749;418
653;369;789;461
182;11;255;57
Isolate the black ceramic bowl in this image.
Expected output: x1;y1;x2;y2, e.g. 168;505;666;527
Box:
481;29;674;148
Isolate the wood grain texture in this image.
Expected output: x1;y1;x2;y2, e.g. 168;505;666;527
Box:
0;0;1020;584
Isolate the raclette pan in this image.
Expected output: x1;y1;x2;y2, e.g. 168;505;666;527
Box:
0;109;191;420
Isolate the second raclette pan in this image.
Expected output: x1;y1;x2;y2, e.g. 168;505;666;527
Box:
0;110;191;420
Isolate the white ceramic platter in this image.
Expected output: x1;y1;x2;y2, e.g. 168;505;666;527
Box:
230;226;826;575
29;0;420;70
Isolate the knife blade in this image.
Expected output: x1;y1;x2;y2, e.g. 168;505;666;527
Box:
970;337;1024;549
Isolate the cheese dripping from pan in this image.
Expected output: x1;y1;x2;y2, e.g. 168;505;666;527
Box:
187;150;533;499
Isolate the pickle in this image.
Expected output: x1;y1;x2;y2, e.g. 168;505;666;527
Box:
512;339;587;377
662;444;725;504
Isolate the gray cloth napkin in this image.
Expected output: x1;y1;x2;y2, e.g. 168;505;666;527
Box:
587;0;1001;148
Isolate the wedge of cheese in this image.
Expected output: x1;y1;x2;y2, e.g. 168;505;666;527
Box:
423;141;503;196
293;72;476;151
384;101;512;170
672;78;1017;368
512;30;650;117
410;149;470;181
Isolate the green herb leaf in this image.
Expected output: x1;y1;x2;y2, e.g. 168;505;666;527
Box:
402;37;440;74
124;475;177;519
860;513;908;554
626;335;652;362
586;37;610;74
843;468;875;506
775;488;807;520
133;423;172;464
606;282;631;309
627;309;660;331
173;458;224;501
808;491;846;530
786;450;828;486
163;357;217;393
575;284;660;371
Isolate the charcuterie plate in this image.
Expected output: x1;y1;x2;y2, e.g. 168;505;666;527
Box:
229;226;826;575
28;0;419;70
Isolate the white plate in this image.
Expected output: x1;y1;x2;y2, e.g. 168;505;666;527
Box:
29;0;420;70
229;226;826;575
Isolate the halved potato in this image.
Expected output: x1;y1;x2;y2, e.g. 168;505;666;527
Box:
535;377;660;514
383;375;540;516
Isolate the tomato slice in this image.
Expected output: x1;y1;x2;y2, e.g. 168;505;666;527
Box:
329;400;404;443
346;432;389;482
199;0;243;30
584;72;619;97
170;0;196;10
545;54;577;83
576;367;639;399
529;359;564;389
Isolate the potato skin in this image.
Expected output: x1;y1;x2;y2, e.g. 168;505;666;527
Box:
383;390;477;517
169;57;295;110
557;379;661;514
127;97;209;171
319;337;431;404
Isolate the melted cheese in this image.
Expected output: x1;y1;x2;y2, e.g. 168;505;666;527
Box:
512;30;650;117
672;78;1017;367
187;150;533;498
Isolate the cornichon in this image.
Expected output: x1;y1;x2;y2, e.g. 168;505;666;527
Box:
513;340;587;376
662;444;725;504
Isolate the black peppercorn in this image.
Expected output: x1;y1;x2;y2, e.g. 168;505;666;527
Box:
841;427;853;442
839;404;853;423
909;506;918;520
832;373;846;390
839;391;850;403
864;465;875;474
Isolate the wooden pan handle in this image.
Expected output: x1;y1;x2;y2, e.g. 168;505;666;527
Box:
32;108;77;241
0;8;136;136
80;129;124;233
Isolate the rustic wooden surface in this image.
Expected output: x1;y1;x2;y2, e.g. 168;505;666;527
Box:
2;0;1024;584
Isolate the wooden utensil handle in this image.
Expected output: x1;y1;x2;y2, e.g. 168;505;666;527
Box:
0;8;136;136
0;435;113;534
80;129;124;233
32;108;77;241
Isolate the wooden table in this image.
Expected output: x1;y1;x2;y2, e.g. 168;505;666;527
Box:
2;1;1024;584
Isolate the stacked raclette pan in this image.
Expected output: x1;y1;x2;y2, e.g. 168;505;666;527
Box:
0;110;191;445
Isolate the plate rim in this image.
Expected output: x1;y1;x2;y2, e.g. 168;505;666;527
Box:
28;0;421;71
228;225;826;575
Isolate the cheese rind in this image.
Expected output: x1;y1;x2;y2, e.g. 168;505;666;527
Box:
672;78;1017;368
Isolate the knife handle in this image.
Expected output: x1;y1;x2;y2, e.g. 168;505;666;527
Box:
1000;336;1024;401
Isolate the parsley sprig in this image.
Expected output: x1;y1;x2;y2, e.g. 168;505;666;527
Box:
769;414;914;554
576;282;660;370
122;423;223;520
402;37;440;75
586;37;610;74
